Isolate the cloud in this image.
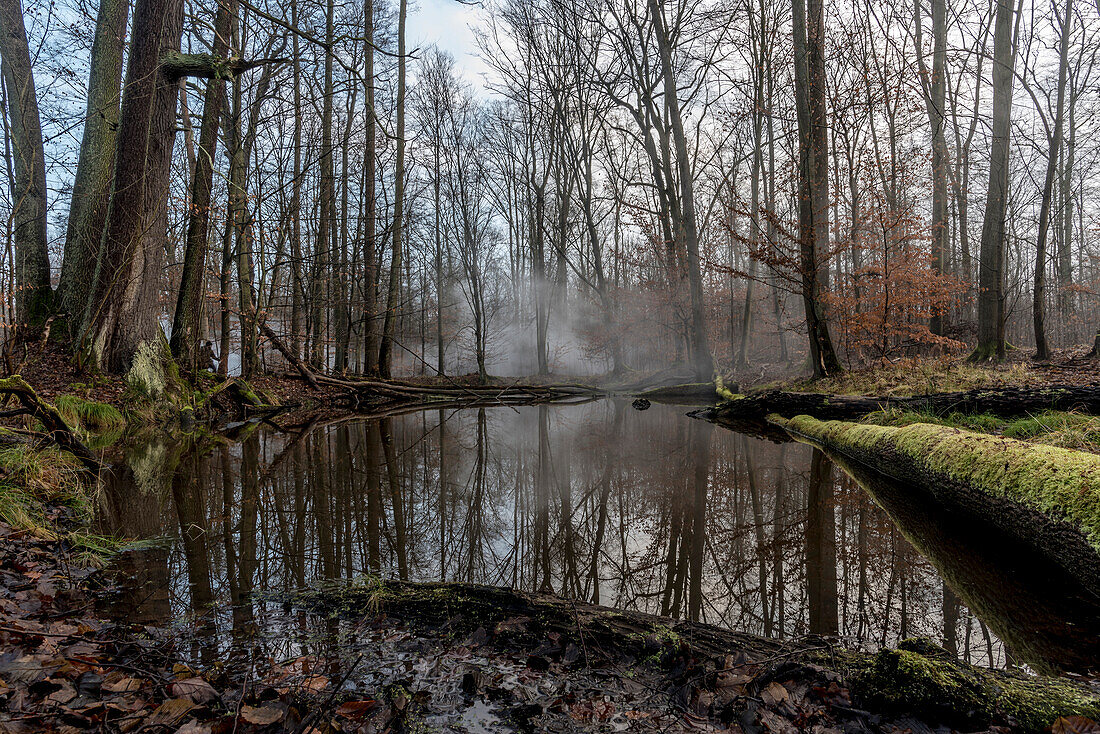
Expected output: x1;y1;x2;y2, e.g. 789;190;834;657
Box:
408;0;494;90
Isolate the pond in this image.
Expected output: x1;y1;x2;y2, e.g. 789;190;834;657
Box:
94;399;1100;675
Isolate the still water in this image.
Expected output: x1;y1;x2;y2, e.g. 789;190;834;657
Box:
95;400;1100;674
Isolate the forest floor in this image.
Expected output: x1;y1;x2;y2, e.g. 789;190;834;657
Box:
2;508;1099;733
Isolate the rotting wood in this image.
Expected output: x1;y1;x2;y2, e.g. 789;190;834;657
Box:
285;579;1100;732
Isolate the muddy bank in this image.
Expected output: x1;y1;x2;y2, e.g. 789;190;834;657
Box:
285;579;1100;733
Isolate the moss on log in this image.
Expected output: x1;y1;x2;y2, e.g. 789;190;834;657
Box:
777;415;1100;552
773;414;1100;626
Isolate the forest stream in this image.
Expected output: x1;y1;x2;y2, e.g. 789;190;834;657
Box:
95;399;1100;686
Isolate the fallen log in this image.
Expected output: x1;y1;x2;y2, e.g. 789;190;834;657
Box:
699;384;1100;423
815;442;1100;675
772;414;1100;606
0;376;100;474
258;320;319;389
285;579;1100;732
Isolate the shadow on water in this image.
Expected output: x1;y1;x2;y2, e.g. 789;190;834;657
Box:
94;399;1100;674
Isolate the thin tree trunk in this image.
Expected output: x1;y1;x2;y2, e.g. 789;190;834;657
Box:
0;0;52;336
792;0;842;377
1032;0;1071;361
973;0;1017;362
171;0;234;371
379;0;407;379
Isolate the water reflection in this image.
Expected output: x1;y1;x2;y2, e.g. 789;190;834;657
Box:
98;400;1093;672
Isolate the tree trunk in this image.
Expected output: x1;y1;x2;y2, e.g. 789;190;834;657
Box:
58;0;129;325
81;0;185;373
1032;0;1071;361
362;0;379;374
0;0;52;336
170;0;234;372
972;0;1017;362
916;0;949;336
379;0;407;379
792;0;841;377
649;0;712;381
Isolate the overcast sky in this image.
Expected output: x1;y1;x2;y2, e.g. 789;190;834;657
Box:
406;0;492;88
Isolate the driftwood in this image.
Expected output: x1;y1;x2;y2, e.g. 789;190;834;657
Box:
698;384;1100;423
0;376;100;473
259;320;604;408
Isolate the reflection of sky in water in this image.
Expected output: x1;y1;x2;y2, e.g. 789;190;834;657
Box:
99;399;1100;672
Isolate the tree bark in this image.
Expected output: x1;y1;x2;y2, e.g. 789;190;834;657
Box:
648;0;713;381
0;0;52;336
792;0;842;377
81;0;185;373
972;0;1017;362
1032;0;1072;361
170;0;235;372
379;0;407;379
58;0;129;324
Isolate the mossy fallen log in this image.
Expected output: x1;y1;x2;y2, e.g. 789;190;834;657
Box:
0;376;100;473
285;579;1100;732
773;414;1100;597
816;441;1100;674
700;384;1100;423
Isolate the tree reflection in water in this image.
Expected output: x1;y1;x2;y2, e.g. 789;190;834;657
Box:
101;399;1094;672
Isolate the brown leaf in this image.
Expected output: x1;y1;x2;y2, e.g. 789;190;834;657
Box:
335;699;380;720
144;698;197;728
170;677;218;705
241;703;286;727
1053;717;1100;734
760;681;789;707
175;721;213;734
758;708;798;734
102;676;143;693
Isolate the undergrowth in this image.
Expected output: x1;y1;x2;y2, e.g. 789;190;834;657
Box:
779;357;1039;397
0;439;140;564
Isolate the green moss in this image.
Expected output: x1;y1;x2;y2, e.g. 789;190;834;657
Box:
715;375;740;402
779;414;1100;553
845;638;1100;732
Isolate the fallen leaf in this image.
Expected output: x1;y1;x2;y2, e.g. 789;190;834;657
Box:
760;681;789;707
144;698;197;728
170;677;218;705
336;699;380;720
102;676;143;693
241;703;285;726
1054;717;1100;734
